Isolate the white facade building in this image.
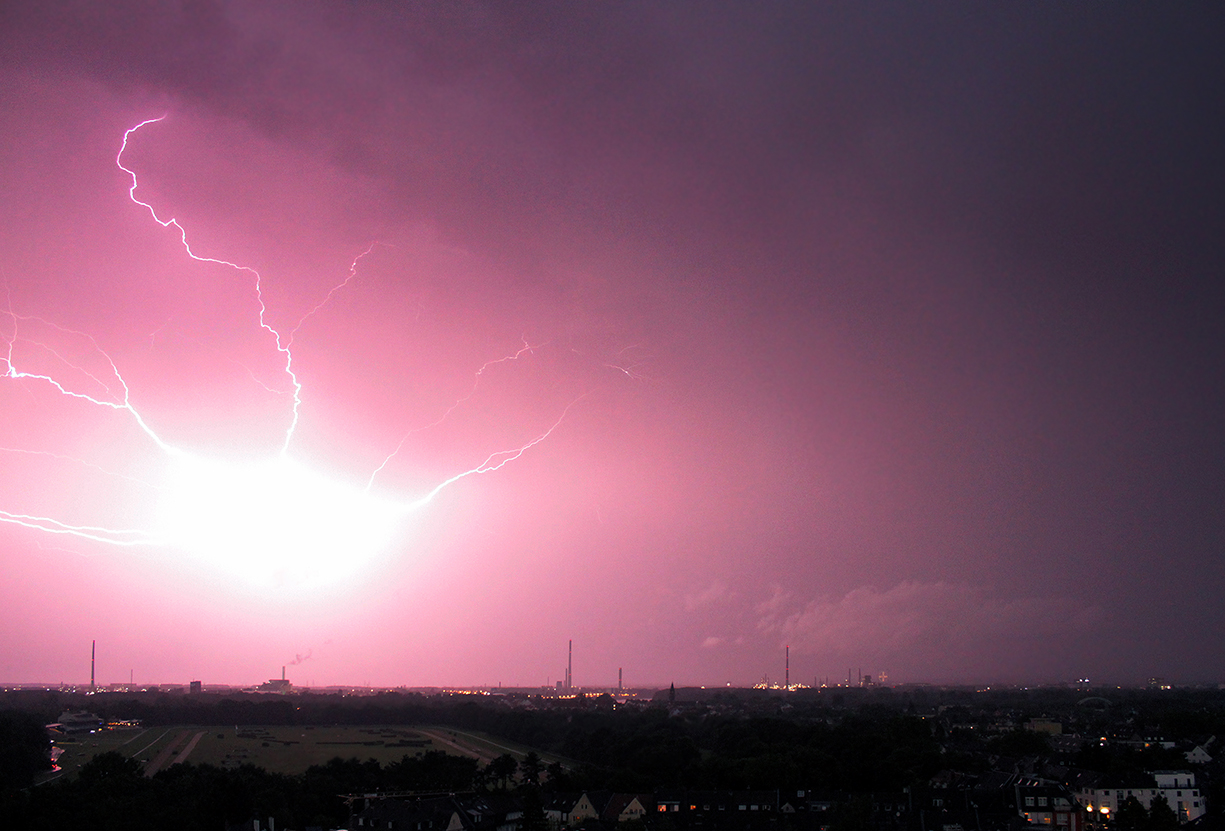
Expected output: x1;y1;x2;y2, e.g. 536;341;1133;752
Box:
1077;771;1205;823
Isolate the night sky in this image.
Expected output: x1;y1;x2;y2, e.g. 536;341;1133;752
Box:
1;2;1222;689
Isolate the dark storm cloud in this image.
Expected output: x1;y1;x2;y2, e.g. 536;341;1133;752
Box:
9;3;1223;296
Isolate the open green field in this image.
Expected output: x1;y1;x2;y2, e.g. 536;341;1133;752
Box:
47;725;154;780
45;723;576;783
416;726;575;770
179;725;436;774
48;725;441;779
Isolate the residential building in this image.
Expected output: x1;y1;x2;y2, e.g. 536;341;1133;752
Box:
1077;771;1206;823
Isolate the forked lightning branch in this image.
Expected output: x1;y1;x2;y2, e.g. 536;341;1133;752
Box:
0;116;580;589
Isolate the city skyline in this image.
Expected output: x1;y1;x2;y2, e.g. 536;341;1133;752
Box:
0;638;1209;693
1;3;1222;689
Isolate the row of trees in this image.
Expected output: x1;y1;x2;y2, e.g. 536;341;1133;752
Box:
0;711;52;788
1110;795;1183;831
2;749;481;830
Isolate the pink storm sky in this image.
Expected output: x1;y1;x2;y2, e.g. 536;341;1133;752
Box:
1;2;1223;689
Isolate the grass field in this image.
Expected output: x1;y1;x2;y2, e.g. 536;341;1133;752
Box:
188;725;435;773
45;723;575;783
47;725;442;780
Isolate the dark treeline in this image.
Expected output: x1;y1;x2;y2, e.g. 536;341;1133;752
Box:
0;709;52;787
10;685;1225;732
1;748;478;831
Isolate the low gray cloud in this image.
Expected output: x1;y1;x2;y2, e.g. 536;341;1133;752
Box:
759;581;1106;674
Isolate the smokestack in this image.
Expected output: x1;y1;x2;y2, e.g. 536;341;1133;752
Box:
282;666;286;681
91;640;96;692
619;667;623;691
567;640;572;691
785;645;789;690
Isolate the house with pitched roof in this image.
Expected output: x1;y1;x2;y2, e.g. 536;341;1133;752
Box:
600;794;653;823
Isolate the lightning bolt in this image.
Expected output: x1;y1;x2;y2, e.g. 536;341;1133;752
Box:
602;344;653;381
0;510;163;547
3;307;176;454
288;241;382;346
0;115;590;587
117;115;305;454
406;392;587;509
366;336;549;490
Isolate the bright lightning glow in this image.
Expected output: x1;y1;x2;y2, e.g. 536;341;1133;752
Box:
0;115;590;592
156;453;405;589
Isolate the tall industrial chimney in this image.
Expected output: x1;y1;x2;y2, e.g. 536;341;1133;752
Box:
90;640;96;692
785;645;789;690
618;667;622;691
566;640;572;691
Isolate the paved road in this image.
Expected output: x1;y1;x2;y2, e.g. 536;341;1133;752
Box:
129;727;176;761
143;730;189;777
173;731;207;765
416;728;499;765
416;727;574;771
